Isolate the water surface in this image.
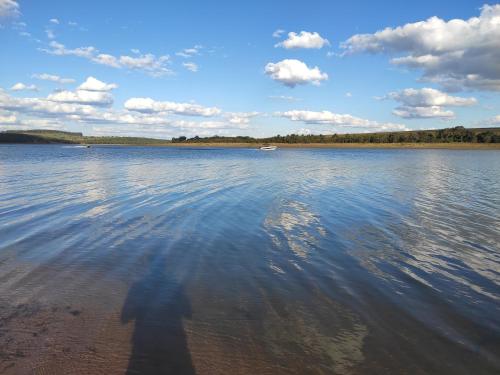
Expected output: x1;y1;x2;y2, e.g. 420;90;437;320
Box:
0;145;499;374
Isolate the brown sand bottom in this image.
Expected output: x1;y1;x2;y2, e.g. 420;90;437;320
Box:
0;297;368;375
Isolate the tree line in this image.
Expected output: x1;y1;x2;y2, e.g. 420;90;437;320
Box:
172;127;499;144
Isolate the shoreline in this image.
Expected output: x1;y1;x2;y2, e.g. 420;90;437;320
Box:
88;142;500;150
2;142;499;150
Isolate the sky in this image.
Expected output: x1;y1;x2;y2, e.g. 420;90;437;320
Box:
0;0;499;139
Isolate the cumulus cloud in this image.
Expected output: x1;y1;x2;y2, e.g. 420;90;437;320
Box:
124;98;221;117
40;41;172;77
386;88;476;107
11;83;38;91
275;31;329;49
182;62;198;72
0;88;99;118
78;76;117;91
44;77;116;106
341;5;500;91
265;59;328;87
280;110;409;132
386;87;477;119
32;73;75;84
49;18;59;24
0;0;19;18
47;90;113;107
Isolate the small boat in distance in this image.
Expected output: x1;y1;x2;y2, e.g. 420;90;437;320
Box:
259;144;277;151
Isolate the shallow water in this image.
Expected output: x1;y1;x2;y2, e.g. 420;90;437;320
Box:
0;145;499;374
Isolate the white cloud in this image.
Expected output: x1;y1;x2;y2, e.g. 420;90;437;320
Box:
265;59;328;87
225;112;259;126
40;41;172;77
0;0;19;18
42;41;96;58
47;90;113;107
280;110;409;132
272;29;285;38
386;87;477;119
341;5;500;91
387;88;477;107
44;77;116;106
182;62;198;72
392;106;455;119
124;97;221;117
118;54;170;76
345;92;353;98
0;88;100;118
11;83;38;91
32;73;75;84
92;54;120;68
176;45;202;58
0;113;17;124
49;18;59;24
275;31;330;49
78;76;117;91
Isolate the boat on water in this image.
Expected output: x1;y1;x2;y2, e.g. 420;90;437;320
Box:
259;145;277;151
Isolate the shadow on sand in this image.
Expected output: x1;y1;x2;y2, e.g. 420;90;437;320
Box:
121;254;195;374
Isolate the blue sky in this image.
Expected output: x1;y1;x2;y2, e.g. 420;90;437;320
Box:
1;0;499;138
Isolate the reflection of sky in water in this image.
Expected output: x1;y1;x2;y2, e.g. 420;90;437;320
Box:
264;200;326;260
0;145;499;373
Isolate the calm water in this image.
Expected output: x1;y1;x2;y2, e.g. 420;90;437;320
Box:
0;145;499;374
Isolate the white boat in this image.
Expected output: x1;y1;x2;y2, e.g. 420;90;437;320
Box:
259;145;277;151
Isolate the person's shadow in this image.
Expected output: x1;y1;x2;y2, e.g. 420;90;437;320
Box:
121;254;195;375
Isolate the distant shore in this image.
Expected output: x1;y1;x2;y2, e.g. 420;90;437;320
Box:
92;142;500;150
1;128;499;149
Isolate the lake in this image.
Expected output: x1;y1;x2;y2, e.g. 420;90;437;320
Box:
0;145;499;374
